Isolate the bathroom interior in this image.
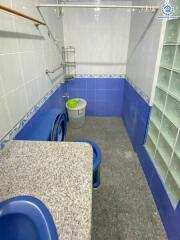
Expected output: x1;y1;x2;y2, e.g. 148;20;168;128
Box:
0;0;180;239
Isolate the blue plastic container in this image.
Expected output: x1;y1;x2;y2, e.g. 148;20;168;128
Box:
75;139;102;188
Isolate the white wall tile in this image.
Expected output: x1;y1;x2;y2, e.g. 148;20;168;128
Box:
0;12;18;54
35;48;46;76
37;74;51;97
13;13;44;52
126;0;162;98
25;78;40;109
15;19;34;52
20;51;36;83
12;0;40;19
0;97;12;139
6;86;29;125
0;53;24;93
63;1;132;75
0;74;5;97
0;0;11;6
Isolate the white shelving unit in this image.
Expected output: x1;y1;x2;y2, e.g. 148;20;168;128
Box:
146;4;180;208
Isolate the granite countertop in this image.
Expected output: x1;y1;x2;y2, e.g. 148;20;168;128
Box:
0;140;93;240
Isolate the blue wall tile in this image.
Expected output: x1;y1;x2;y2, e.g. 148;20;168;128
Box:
67;77;125;117
94;101;107;116
95;78;108;89
86;90;95;101
136;145;154;186
87;78;96;89
95;90;106;102
68;78;87;89
106;79;123;90
86;101;96;116
122;80;150;151
76;89;87;99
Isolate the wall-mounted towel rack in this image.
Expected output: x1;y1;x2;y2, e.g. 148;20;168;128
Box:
46;65;63;74
0;5;46;25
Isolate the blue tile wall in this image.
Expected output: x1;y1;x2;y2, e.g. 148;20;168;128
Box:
15;77;125;141
15;83;67;140
122;80;150;151
122;80;180;240
67;77;125;117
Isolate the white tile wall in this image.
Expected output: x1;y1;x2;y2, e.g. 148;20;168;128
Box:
0;0;64;140
0;53;23;93
0;12;18;54
63;1;132;75
0;97;11;139
0;75;5;96
6;86;29;126
126;0;162;99
25;78;40;109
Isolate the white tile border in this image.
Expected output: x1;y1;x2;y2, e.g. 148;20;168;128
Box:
75;74;126;78
126;78;150;104
75;74;150;103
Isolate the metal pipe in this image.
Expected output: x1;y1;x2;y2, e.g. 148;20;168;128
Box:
36;4;159;11
46;65;63;74
0;4;46;25
36;6;58;44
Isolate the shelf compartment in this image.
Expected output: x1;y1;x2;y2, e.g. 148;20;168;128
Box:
150;106;163;129
175;134;180;158
157;67;171;91
165;171;180;208
157;134;173;166
169;152;180;187
148;121;159;144
164;19;179;44
160;45;176;69
169;71;180;100
160;65;180;74
146;135;156;158
161;116;178;148
154;150;168;181
154;87;167;110
163;43;180;46
173;46;180;72
164;95;180;128
62;46;76;79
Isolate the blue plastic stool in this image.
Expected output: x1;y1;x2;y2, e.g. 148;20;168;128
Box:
75;139;102;188
15;108;67;142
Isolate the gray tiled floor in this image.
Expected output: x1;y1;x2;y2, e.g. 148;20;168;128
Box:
66;117;167;240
